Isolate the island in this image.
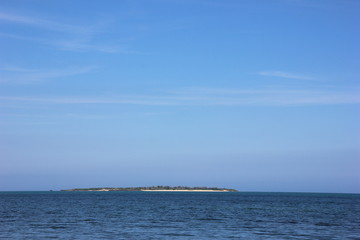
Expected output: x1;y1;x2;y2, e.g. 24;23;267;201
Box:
61;186;238;192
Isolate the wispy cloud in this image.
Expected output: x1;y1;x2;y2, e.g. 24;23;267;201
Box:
0;12;94;34
54;39;128;54
0;32;124;53
258;71;316;80
0;65;95;84
1;87;359;106
281;0;359;12
0;65;37;73
0;12;125;53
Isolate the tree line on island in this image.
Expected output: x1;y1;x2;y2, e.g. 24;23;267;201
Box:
61;186;238;192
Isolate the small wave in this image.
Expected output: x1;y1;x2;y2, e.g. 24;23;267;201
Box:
246;207;263;210
0;220;16;223
160;233;194;237
83;218;97;222
255;232;287;236
138;224;181;229
45;211;62;214
197;218;223;221
315;222;340;227
49;226;67;229
282;220;298;224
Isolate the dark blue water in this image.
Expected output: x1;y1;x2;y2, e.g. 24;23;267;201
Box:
0;191;359;239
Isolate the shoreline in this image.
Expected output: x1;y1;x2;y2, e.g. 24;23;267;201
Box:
140;189;230;192
73;189;231;192
60;186;238;192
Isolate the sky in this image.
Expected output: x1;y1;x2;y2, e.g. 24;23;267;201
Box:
0;0;359;193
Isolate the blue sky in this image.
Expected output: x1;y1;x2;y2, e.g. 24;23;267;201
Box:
0;0;359;192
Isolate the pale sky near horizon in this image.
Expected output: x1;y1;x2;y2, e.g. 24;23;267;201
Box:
0;0;359;193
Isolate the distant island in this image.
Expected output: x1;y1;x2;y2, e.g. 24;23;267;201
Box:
61;186;238;192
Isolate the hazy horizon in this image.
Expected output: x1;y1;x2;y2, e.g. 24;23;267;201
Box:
1;0;359;193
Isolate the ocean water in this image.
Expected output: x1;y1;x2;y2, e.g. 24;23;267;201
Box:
0;191;359;239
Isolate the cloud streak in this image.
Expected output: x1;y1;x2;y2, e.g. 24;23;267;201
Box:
0;12;124;53
0;32;124;53
53;39;127;53
0;65;95;84
0;12;94;34
258;71;316;80
1;87;359;106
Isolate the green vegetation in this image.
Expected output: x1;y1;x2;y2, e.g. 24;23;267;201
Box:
61;186;238;192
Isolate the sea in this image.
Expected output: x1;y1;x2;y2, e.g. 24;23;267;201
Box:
0;191;359;239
